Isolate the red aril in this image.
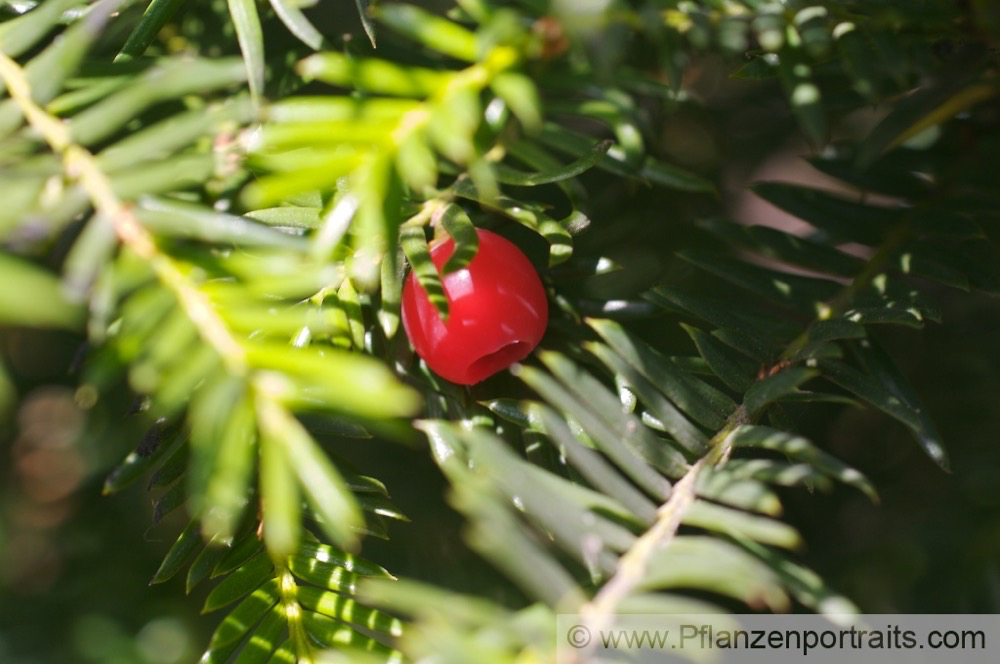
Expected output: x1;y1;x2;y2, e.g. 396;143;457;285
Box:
401;228;548;385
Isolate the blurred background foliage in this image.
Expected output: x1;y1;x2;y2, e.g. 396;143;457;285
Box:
1;0;1000;662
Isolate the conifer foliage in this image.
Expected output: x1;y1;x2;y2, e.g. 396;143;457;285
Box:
1;0;999;662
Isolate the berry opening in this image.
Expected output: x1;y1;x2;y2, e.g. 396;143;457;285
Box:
465;341;533;384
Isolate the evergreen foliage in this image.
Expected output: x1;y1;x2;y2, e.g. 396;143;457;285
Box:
1;0;999;662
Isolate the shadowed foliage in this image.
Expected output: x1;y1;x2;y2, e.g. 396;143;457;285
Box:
1;1;1000;662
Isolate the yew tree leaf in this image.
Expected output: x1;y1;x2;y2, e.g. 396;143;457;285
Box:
202;553;275;613
439;204;479;274
354;0;377;47
150;520;201;585
227;0;265;102
495;139;612;186
400;224;448;320
116;0;188;62
269;0;325;50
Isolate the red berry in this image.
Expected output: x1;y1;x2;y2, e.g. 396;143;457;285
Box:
401;228;548;385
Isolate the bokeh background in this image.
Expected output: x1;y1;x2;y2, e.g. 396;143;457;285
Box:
3;2;1000;662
